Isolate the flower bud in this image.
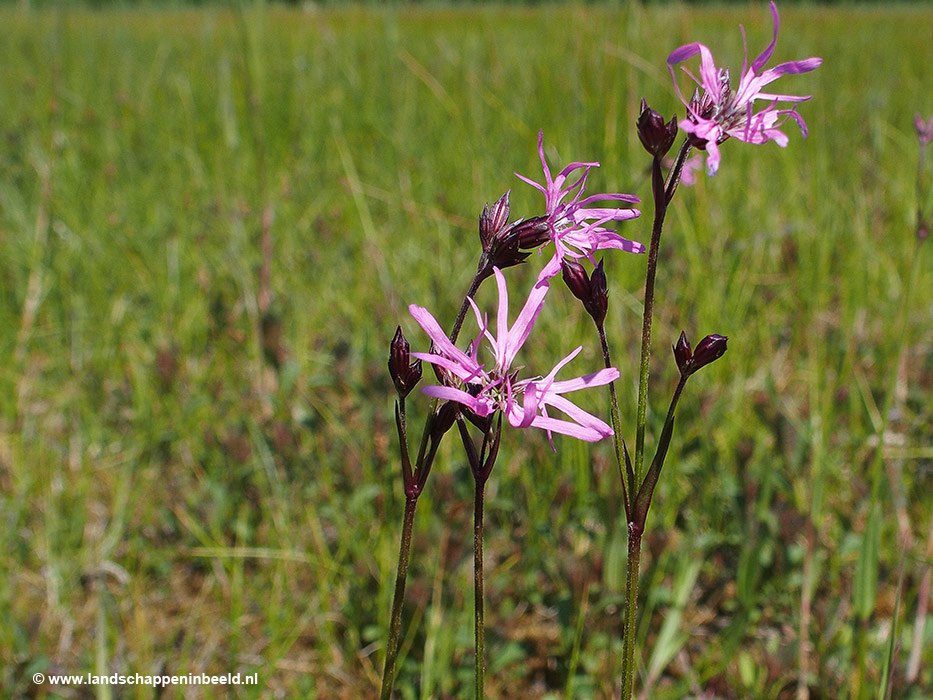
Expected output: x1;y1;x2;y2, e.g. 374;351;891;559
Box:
479;191;511;250
673;331;727;377
514;215;551;250
691;334;728;373
637;98;678;158
561;258;609;326
672;330;692;374
481;216;550;278
431;400;458;442
561;258;589;302
478;200;546;276
483;230;530;275
587;259;608;326
388;326;422;398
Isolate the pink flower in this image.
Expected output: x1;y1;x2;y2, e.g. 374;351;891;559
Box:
408;267;619;444
516;131;642;281
915;113;933;146
667;1;822;176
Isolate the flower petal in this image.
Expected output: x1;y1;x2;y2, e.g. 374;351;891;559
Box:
411;351;485;384
529;413;612;442
546;367;621;395
409;304;476;369
749;1;781;74
498;269;549;370
423;385;494;416
507;381;539;429
542;393;614;435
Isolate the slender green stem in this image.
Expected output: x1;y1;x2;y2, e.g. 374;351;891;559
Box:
664;141;694;206
473;478;486;700
620;525;643;700
917;139;926;231
633;374;687;526
633;156;668;482
633;139;692;483
598;323;632;519
623;140;691;700
380;496;419;700
853;617;868;700
621;376;687;700
457;414;498;700
450;269;486;345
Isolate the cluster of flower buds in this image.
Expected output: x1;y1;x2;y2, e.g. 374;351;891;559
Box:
388;326;422;398
478;191;550;275
561;258;609;326
636;98;678;158
672;331;728;377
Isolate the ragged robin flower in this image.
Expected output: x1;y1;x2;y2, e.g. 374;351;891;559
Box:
516;131;643;282
667;1;822;176
408;267;619;445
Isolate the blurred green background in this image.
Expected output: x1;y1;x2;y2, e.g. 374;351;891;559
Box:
0;2;930;699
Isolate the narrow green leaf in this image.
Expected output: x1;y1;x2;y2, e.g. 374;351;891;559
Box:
854;504;880;621
645;557;702;684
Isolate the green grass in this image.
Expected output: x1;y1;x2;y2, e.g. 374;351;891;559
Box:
0;3;931;699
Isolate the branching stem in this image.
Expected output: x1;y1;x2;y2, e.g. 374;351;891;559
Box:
622;139;691;700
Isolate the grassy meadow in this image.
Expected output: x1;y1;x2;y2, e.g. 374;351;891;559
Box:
0;3;931;699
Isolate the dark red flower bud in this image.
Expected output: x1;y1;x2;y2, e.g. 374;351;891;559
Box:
637;98;678;158
587;259;609;326
691;334;728;373
479;191;511;250
673;332;727;377
388;326;422;398
481;218;550;280
478;198;546;277
672;330;692;374
431;400;458;441
561;258;609;326
514;215;551;250
482;232;530;276
561;258;589;302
